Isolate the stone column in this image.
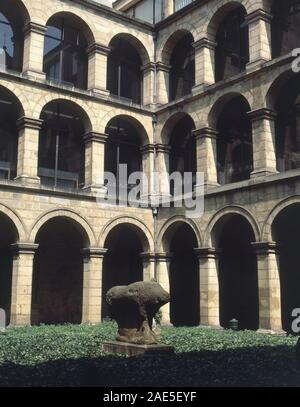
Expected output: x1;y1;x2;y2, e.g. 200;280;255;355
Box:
142;63;155;106
15;117;42;185
22;22;47;80
248;108;278;178
193;38;216;93
83;132;108;196
81;248;107;324
163;1;174;18
10;243;39;326
156;62;171;105
193;127;219;189
195;248;220;328
246;10;272;71
140;144;155;204
252;242;283;332
87;43;110;96
157;253;172;325
140;252;156;281
156;144;171;203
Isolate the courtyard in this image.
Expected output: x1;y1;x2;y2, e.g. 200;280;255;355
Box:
0;323;299;387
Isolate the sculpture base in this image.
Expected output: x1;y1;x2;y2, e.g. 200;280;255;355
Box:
102;340;175;357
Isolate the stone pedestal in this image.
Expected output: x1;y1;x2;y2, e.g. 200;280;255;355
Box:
102;340;174;357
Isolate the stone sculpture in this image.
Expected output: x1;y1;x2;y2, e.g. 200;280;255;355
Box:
106;281;170;345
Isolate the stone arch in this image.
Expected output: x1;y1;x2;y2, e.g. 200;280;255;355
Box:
37;97;93;133
0;85;25;119
108;33;150;66
157;215;202;252
0;203;26;241
203;0;253;40
265;69;297;110
262;196;300;241
159;29;195;65
160;111;197;145
99;216;154;252
29;209;96;247
204;205;260;246
45;11;95;46
103;113;150;145
208;92;252;128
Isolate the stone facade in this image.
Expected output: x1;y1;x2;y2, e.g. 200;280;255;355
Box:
0;0;299;333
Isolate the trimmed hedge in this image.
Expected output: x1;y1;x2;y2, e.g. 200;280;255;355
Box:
0;323;299;387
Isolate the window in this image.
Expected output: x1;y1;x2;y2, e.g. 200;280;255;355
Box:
43;17;88;89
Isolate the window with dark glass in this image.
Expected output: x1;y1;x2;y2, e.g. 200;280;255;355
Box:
107;37;142;104
271;0;300;58
38;102;85;189
43;17;88;89
105;118;142;202
215;7;249;82
0;4;25;72
0;88;19;180
169;33;195;101
217;96;253;184
169;115;196;195
275;75;300;172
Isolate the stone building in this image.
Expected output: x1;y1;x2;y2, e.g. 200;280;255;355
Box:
0;0;299;333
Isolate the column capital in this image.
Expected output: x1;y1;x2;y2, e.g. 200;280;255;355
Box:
140;144;155;154
23;22;47;36
156;252;173;261
156;62;171;72
87;43;111;57
247;108;277;122
194;247;220;259
17;117;43;131
11;243;39;255
84;132;108;144
246;9;273;24
81;247;108;258
251;241;277;255
140;252;156;261
141;62;156;73
192;127;218;140
156;143;172;154
193;38;217;51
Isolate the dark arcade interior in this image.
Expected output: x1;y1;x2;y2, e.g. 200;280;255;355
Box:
215;214;259;330
32;217;85;325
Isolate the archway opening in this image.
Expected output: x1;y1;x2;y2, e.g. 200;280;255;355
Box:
0;87;23;180
105;117;143;202
0;0;28;72
102;224;145;318
216;95;253;184
169;115;196;195
32;217;87;325
0;212;18;326
166;222;199;326
271;0;300;59
274;74;300;172
215;5;249;82
169;33;195;101
272;203;300;333
43;13;91;89
214;214;259;330
107;36;143;104
38;101;86;189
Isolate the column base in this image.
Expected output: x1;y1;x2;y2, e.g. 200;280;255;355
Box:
257;328;286;336
246;59;270;72
14;175;40;186
89;87;110;97
82;184;107;198
23;69;46;81
195;182;219;193
199;324;223;330
251;169;279;179
192;82;212;94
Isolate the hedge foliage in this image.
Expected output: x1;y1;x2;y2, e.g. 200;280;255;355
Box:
0;323;299;387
